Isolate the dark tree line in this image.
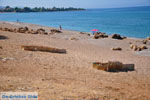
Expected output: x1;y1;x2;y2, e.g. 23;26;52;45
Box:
0;6;85;12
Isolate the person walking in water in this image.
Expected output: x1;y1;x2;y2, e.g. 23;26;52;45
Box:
59;25;62;30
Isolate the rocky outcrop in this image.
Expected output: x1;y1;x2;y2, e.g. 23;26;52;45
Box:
17;27;29;33
142;37;150;44
0;27;53;35
36;28;48;35
130;44;147;51
111;34;126;40
94;32;108;39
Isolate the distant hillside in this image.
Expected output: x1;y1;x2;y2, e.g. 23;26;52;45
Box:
0;6;85;13
0;6;4;9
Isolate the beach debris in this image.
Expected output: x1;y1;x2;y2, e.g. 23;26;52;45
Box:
0;35;8;40
51;29;62;33
94;32;108;39
21;45;66;53
111;47;122;51
111;34;124;40
0;46;2;49
130;44;147;51
93;61;134;72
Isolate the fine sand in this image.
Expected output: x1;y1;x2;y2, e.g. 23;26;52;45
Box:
0;21;150;100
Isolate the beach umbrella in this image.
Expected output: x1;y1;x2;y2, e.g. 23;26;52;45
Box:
91;29;99;32
91;29;99;35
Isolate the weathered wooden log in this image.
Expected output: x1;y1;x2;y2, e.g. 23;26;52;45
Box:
21;45;66;53
93;61;134;72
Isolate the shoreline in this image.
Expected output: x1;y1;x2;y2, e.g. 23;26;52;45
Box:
0;21;145;40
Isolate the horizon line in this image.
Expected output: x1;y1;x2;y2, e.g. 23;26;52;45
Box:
86;5;150;9
1;5;150;9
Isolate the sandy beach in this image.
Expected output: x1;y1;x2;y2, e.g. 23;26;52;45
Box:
0;21;150;100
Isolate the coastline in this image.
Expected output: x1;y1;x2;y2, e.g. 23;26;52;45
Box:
0;21;150;100
0;21;145;40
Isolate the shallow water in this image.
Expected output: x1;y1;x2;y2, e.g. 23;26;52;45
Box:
0;6;150;38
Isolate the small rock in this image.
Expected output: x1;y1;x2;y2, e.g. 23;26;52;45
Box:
79;32;86;34
8;28;14;32
24;26;29;31
137;47;142;51
87;34;90;36
130;44;134;49
140;45;147;50
44;32;48;35
129;42;132;44
112;47;122;51
132;45;138;51
0;46;2;49
70;37;78;40
3;28;9;31
142;40;148;44
51;29;62;33
17;27;28;33
36;28;47;34
28;30;38;34
13;28;17;33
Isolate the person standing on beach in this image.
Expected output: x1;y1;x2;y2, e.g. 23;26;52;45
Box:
17;19;19;23
59;25;62;30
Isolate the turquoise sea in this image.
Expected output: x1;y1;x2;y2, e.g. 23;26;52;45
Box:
0;6;150;38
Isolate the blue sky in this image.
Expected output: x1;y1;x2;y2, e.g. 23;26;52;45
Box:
0;0;150;8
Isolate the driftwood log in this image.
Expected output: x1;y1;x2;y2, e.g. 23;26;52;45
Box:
93;61;134;72
21;45;66;53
